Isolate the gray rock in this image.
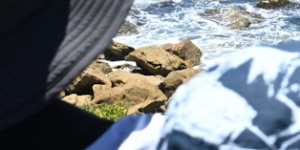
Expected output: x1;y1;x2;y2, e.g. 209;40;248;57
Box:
199;7;264;29
118;21;139;35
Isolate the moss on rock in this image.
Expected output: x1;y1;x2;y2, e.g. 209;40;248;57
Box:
81;103;128;121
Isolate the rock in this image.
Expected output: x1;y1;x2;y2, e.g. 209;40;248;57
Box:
105;42;135;60
63;94;92;107
92;84;112;103
226;7;264;25
107;71;168;114
199;7;263;29
118;21;139;35
225;14;251;29
223;7;252;29
127;46;188;76
162;40;202;66
91;61;113;74
93;71;164;104
160;68;199;97
257;0;289;9
232;17;251;29
65;64;111;95
109;71;163;86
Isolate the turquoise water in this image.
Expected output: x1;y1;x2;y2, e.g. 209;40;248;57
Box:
114;0;300;60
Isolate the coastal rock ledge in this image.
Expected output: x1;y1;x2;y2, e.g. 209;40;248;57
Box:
62;41;202;116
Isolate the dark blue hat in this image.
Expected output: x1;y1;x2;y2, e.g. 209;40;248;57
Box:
0;0;133;131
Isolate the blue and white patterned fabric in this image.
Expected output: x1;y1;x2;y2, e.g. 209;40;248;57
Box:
161;41;300;150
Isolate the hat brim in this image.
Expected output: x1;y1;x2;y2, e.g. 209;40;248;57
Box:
46;0;134;98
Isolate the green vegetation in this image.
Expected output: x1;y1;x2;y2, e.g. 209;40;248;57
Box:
81;103;128;121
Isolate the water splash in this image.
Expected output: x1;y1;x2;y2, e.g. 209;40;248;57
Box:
114;0;300;60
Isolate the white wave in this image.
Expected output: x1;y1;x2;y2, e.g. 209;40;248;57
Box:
115;0;300;60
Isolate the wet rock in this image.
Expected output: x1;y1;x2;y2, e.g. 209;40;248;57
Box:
65;64;111;95
223;7;255;29
224;9;252;29
199;7;264;29
160;68;199;97
63;94;92;107
127;46;188;76
162;40;202;66
118;21;139;35
105;42;135;60
107;71;167;114
257;0;289;9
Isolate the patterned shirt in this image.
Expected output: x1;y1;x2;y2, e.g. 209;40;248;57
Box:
89;40;300;150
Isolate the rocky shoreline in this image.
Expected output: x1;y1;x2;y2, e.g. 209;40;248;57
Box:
61;0;293;121
61;40;201;119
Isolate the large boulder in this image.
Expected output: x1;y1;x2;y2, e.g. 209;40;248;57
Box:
162;40;202;66
94;71;167;114
160;68;199;97
127;46;188;76
257;0;289;9
65;63;111;95
63;94;92;107
92;70;163;103
105;42;135;60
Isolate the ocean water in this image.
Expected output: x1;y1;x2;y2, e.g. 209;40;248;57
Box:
114;0;300;61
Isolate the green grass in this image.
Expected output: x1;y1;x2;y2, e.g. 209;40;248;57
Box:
81;103;128;121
